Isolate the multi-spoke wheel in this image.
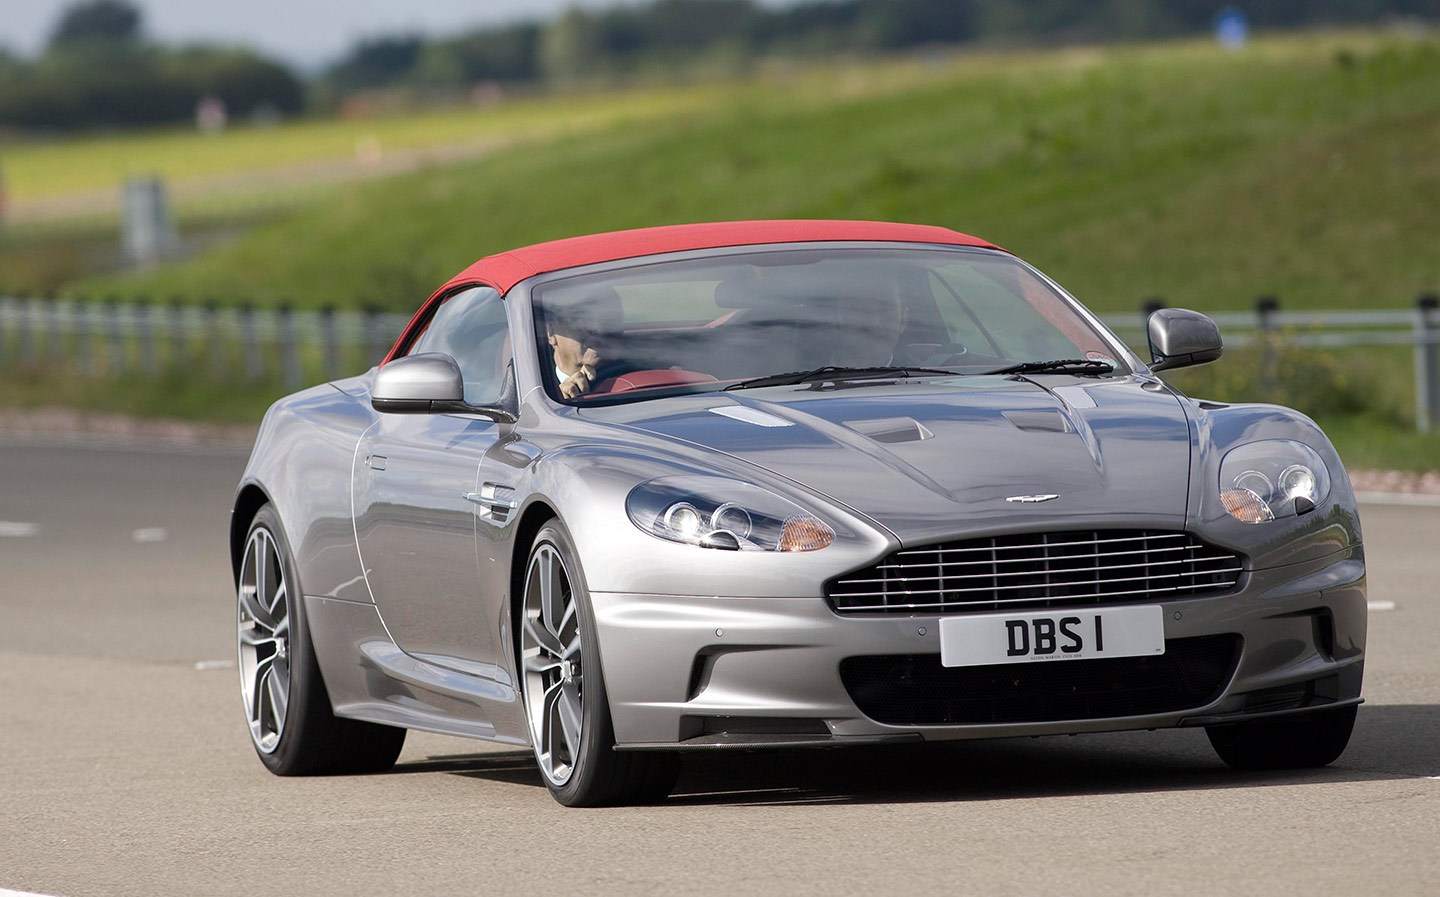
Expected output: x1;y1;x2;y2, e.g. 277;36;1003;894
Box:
519;520;678;806
237;504;406;776
238;526;292;754
521;542;585;787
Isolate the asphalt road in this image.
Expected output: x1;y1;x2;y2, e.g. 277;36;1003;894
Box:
1;440;1437;897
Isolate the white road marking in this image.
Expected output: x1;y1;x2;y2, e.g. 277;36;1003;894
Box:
0;521;39;537
131;527;168;543
1355;492;1440;507
1368;601;1396;612
194;660;236;671
1;888;66;897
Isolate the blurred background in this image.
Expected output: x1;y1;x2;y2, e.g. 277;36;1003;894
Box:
0;0;1438;471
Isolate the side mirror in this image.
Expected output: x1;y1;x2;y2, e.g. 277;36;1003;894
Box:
1147;308;1223;373
372;353;516;423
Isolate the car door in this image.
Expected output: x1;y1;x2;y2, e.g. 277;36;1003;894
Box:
353;286;513;666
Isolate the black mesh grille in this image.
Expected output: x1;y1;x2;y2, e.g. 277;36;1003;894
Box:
839;635;1242;726
828;530;1243;616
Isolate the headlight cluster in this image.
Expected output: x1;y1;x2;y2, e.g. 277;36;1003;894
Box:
1218;440;1331;524
626;476;834;551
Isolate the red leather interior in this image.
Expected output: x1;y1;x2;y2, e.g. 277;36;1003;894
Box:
592;369;719;394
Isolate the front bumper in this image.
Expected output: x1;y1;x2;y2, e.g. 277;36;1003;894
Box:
591;546;1366;748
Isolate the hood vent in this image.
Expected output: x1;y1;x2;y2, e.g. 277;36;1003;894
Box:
1002;409;1072;433
843;417;934;444
707;406;793;428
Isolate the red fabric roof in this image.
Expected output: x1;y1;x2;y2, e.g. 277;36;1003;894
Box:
384;220;1002;363
441;219;1001;295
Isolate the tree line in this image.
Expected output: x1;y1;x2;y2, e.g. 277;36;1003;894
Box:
0;0;303;131
4;0;1439;131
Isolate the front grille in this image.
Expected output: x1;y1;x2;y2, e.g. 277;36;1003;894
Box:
840;634;1242;725
827;530;1242;615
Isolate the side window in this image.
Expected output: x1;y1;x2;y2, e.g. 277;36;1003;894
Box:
407;286;512;405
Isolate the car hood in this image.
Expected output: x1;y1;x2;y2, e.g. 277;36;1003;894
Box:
577;375;1193;544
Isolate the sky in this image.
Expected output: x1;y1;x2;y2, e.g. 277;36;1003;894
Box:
1;0;687;69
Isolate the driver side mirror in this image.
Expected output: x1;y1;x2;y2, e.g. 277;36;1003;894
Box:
372;353;516;423
1147;308;1223;373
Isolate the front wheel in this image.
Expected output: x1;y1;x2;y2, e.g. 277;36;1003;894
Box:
1206;705;1357;770
519;520;678;806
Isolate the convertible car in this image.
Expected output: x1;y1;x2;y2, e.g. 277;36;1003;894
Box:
231;220;1365;806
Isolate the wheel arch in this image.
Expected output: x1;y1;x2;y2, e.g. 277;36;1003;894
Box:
230;482;273;585
508;499;559;633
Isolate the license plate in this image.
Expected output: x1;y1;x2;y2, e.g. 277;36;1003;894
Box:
938;605;1165;668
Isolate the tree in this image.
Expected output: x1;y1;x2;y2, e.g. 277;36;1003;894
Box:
49;0;142;48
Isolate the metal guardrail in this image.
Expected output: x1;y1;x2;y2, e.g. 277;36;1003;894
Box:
0;294;1437;430
0;297;411;386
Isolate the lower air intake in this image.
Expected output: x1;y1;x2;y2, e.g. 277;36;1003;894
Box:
839;634;1242;726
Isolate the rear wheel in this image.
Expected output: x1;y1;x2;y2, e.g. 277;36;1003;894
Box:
238;504;406;775
1206;705;1357;770
519;520;678;806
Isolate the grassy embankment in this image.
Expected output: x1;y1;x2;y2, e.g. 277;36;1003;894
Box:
2;30;1438;467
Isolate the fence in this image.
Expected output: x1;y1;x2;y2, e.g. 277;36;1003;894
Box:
0;298;411;387
0;294;1437;431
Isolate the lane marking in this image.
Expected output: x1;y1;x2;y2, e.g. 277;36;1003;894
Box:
1368;601;1396;612
194;660;236;671
2;889;67;897
131;527;168;543
0;522;40;537
1355;492;1440;507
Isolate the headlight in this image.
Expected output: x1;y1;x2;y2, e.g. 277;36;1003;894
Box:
626;476;835;551
1218;440;1331;524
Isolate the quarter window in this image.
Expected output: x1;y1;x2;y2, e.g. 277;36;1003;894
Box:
407;286;512;405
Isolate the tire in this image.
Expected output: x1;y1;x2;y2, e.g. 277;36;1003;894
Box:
518;519;679;807
1206;705;1357;770
238;504;406;775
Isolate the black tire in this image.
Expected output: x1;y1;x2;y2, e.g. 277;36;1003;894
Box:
520;520;679;807
1206;705;1357;770
240;504;406;776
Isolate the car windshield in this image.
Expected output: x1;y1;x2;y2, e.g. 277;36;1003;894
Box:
531;246;1125;404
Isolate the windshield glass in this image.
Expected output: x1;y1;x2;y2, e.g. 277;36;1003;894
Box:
531;247;1123;404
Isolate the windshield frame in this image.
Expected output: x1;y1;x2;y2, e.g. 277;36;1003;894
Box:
514;242;1141;409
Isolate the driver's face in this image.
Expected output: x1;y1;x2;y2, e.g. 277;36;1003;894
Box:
548;324;602;374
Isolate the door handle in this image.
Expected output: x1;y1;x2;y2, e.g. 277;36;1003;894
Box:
367;454;387;471
462;486;518;512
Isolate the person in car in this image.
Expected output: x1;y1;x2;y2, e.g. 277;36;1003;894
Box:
546;288;625;398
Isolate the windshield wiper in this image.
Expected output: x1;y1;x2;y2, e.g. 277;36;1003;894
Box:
723;365;957;391
984;358;1115;377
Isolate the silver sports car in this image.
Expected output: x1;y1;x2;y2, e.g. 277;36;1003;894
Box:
231;220;1365;806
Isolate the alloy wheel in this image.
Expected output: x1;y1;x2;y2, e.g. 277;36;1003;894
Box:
237;527;292;754
520;543;585;787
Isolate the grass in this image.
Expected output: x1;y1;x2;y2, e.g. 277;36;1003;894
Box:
60;29;1440;314
3;30;1439;469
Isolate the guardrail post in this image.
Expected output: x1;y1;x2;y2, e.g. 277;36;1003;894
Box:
105;296;125;373
75;297;93;375
204;300;224;378
18;297;34;364
364;305;386;367
137;298;158;375
320;305;339;380
167;298;185;367
239;302;261;382
279;303;300;388
1256;295;1279;393
45;294;63;360
1416;293;1439;433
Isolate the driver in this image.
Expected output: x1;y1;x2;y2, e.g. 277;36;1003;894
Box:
546;287;624;398
831;284;909;367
